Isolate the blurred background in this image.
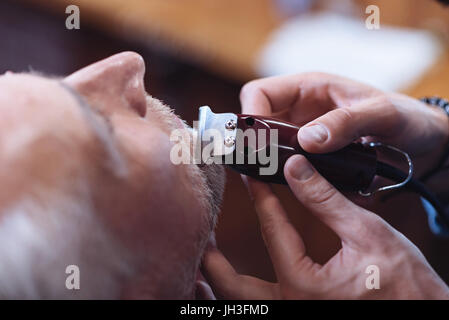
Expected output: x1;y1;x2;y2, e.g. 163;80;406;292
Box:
1;0;449;284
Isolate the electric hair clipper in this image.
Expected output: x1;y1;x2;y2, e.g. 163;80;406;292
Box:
197;106;385;193
195;106;449;233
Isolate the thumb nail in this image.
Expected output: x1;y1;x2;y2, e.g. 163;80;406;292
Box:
299;124;329;145
288;155;315;181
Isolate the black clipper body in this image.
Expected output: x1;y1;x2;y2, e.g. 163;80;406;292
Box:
197;106;377;192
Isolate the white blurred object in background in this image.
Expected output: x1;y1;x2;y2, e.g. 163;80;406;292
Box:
257;13;443;91
274;0;315;16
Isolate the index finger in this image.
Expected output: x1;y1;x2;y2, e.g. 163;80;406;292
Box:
243;176;317;281
239;73;339;118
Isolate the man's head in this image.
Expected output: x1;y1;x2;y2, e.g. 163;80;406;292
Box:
0;52;225;299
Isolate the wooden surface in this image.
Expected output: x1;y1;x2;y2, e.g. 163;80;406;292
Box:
357;0;449;98
7;0;449;284
24;0;449;97
23;0;281;81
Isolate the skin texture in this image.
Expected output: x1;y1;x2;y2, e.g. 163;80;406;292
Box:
202;73;449;299
0;52;225;299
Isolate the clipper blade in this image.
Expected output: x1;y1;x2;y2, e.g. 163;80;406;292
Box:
197;106;238;163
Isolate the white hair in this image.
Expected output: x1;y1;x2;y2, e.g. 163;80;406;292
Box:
0;184;134;299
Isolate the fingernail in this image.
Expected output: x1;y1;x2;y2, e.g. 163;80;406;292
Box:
240;175;253;200
289;155;314;181
206;233;217;250
299;124;328;144
195;280;216;300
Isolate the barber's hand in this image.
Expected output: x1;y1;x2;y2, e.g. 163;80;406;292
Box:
202;159;449;299
238;73;449;177
201;73;449;299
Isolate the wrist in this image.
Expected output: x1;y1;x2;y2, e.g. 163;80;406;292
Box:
419;97;449;191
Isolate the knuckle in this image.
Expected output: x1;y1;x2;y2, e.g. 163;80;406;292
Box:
326;108;359;141
305;180;339;206
348;214;374;240
375;94;396;112
302;71;333;80
354;213;395;250
260;216;292;248
254;193;279;212
255;195;287;240
334;107;355;123
367;215;393;238
382;98;402;127
376;93;394;107
240;80;262;100
372;94;402;131
260;219;277;241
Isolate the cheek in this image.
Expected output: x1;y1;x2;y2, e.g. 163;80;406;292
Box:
108;118;207;261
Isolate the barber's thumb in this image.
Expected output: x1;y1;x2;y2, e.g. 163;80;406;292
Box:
284;155;315;184
298;109;354;154
285;155;375;244
298;123;330;152
284;154;340;213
